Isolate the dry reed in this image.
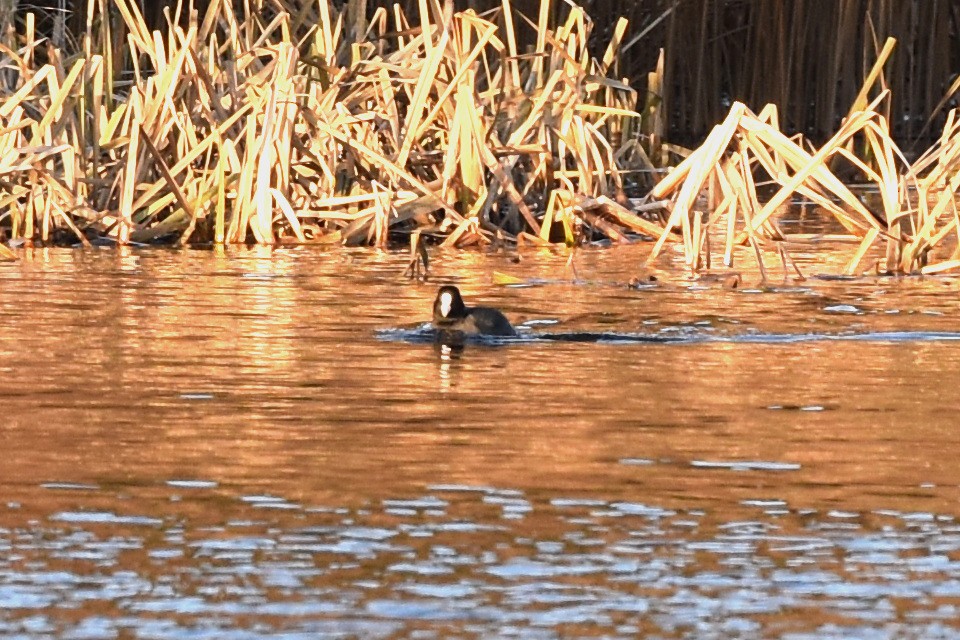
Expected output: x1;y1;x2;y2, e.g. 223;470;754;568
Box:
0;0;958;277
643;86;960;276
0;0;646;250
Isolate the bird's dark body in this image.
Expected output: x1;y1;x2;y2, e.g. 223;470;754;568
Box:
432;286;516;337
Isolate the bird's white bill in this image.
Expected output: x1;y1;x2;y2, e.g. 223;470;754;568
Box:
439;291;453;317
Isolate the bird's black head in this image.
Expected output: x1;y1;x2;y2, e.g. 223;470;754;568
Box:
433;286;467;324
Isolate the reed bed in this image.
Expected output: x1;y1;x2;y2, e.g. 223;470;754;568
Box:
0;0;651;251
0;0;959;277
644;89;960;276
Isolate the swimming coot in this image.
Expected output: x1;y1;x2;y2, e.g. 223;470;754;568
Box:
432;285;516;337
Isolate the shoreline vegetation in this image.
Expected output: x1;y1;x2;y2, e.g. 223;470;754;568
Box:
0;0;958;276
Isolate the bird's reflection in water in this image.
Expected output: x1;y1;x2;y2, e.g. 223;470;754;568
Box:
435;340;464;393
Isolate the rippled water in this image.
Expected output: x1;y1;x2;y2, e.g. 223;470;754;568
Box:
2;240;960;638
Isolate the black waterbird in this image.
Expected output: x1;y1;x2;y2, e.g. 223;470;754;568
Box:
432;286;516;337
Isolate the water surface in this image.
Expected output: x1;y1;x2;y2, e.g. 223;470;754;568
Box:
1;242;960;638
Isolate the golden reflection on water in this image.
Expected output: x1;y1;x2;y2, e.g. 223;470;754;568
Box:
0;245;960;636
0;246;959;497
